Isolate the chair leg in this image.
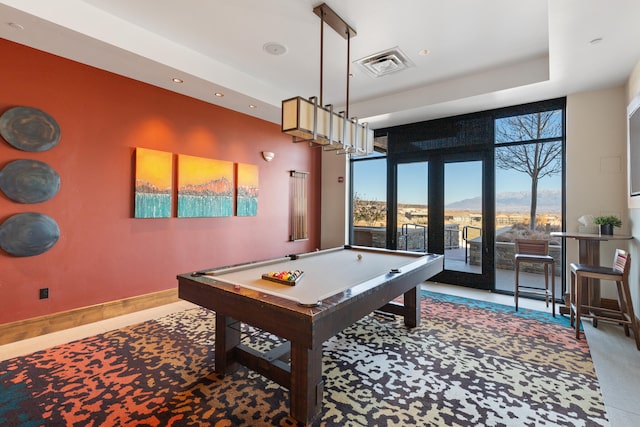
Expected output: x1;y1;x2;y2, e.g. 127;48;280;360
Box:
544;265;549;308
514;261;519;312
551;262;556;317
616;281;631;337
620;278;640;351
588;280;598;329
570;270;576;328
575;272;582;340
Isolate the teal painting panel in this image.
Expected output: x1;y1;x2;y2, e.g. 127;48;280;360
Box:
135;192;171;218
237;196;258;216
177;195;233;217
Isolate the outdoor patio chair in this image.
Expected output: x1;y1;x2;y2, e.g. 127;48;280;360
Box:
514;239;555;316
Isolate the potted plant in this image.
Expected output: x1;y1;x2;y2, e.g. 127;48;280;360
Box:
594;215;622;235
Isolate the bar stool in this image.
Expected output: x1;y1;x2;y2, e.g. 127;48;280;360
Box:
514;239;555;316
570;249;640;350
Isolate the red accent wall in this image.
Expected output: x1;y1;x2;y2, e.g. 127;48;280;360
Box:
0;39;321;324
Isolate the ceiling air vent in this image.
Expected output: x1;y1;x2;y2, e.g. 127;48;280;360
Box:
355;47;414;78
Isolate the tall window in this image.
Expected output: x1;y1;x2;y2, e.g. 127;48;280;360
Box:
351;151;387;247
494;109;563;295
494;110;563;234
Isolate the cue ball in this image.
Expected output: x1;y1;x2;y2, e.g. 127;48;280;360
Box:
357;254;362;260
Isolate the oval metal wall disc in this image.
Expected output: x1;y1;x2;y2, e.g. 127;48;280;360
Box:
0;212;60;256
0;159;60;203
0;106;61;152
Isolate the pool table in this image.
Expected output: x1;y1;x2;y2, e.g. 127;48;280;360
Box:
177;245;443;424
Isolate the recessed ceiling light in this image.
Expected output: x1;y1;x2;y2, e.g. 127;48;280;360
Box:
7;22;24;31
214;92;224;97
418;49;430;56
589;37;603;45
249;104;257;109
172;78;183;83
263;42;288;56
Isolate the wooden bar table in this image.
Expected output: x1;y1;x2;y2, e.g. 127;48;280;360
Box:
551;231;632;315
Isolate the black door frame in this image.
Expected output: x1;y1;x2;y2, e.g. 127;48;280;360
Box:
370;97;566;294
387;148;495;290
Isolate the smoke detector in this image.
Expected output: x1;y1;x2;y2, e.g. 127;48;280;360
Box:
355;47;414;78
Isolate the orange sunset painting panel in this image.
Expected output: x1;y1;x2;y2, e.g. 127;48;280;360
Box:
177;154;234;217
236;163;259;216
134;148;173;218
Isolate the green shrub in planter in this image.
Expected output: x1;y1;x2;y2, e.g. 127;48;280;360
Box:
594;215;621;235
593;215;622;227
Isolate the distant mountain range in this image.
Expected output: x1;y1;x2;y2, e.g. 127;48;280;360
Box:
446;189;561;213
178;177;233;197
135;179;170;194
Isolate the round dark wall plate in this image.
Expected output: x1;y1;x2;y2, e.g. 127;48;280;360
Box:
0;212;60;257
0;159;60;203
0;106;61;152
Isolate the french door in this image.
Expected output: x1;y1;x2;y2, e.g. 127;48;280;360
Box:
389;151;494;289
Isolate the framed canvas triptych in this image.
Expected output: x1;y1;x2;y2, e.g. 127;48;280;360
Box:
134;148;258;218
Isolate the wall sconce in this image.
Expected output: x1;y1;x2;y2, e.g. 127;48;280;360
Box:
262;151;275;162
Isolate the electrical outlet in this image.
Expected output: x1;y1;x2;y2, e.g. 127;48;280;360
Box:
39;288;49;299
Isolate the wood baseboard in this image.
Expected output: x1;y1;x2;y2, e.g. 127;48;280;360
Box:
0;288;180;346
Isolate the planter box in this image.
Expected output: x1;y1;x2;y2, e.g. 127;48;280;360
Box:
353;226;428;251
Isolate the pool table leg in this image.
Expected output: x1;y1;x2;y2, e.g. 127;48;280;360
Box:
290;342;324;424
215;314;241;374
404;286;420;328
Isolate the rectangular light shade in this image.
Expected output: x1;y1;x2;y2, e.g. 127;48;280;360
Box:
282;96;373;154
347;117;375;155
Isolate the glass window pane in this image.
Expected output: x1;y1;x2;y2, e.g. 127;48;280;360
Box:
495;110;563;144
397;162;428;252
445;161;482;273
494;141;563;297
352;158;387;248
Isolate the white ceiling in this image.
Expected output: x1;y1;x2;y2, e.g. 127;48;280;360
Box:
1;0;640;130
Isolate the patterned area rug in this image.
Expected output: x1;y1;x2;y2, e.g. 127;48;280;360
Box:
0;291;608;426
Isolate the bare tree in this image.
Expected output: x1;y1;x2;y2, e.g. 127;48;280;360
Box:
495;111;562;230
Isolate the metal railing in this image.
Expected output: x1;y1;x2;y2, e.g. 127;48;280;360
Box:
399;223;427;252
462;225;482;263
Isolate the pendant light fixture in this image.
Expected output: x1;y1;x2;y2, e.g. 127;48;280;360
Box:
281;3;374;156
